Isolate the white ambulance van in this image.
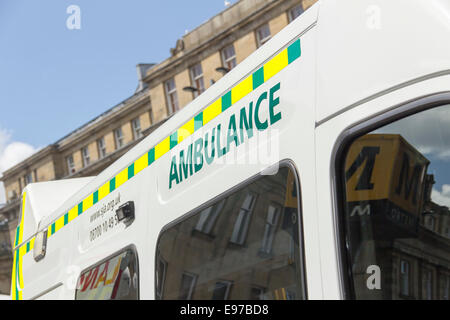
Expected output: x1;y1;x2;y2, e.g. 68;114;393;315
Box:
11;0;450;300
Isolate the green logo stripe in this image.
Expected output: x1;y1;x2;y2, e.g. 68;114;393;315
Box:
148;148;155;165
221;91;232;112
252;67;265;89
170;132;178;149
93;190;99;204
110;177;116;192
287;39;301;64
15;226;20;247
194;113;203;131
128;163;135;179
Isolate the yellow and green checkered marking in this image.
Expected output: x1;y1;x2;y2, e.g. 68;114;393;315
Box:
11;193;27;300
13;38;301;259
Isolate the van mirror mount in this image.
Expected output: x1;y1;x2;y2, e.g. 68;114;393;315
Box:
116;201;135;226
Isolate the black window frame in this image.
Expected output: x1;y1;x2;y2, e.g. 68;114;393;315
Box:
75;244;139;300
154;159;308;300
332;92;450;299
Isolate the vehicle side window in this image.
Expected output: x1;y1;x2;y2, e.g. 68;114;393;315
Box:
340;104;450;300
156;166;305;300
75;248;138;300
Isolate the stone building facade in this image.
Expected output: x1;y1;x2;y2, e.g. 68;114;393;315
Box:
0;0;314;295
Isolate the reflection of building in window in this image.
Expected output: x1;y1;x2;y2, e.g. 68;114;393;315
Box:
179;272;197;300
250;286;266;300
230;193;256;245
285;288;296;300
155;167;305;300
425;215;435;231
443;275;450;300
260;204;280;254
343;106;450;300
212;281;232;300
273;286;297;300
400;260;410;297
423;268;433;300
195;200;225;234
75;249;138;300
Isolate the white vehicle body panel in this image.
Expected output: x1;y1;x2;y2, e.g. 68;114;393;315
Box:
11;0;450;300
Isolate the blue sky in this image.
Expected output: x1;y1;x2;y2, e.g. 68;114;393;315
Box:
0;0;233;202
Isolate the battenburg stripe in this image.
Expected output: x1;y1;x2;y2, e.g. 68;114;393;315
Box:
253;67;265;89
148;148;155;165
15;38;302;260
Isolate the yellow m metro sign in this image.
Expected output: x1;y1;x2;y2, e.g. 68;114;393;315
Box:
345;134;429;217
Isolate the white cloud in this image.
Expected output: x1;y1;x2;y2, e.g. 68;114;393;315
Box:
431;184;450;208
375;104;450;161
0;129;39;204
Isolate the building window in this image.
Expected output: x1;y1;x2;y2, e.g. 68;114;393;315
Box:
260;204;281;255
24;172;33;186
190;63;205;98
81;146;90;167
426;216;436;231
114;127;124;149
179;272;197;300
75;248;138;300
156;166;305;300
400;260;410;297
67;155;76;175
443;275;449;300
221;45;237;71
8;189;18;202
255;24;271;47
424;269;433;300
97;137;107;159
212;281;232;300
131;117;143;140
250;286;266;300
194;199;225;234
230;193;256;245
148;110;154;126
165;78;179;114
288;4;304;22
